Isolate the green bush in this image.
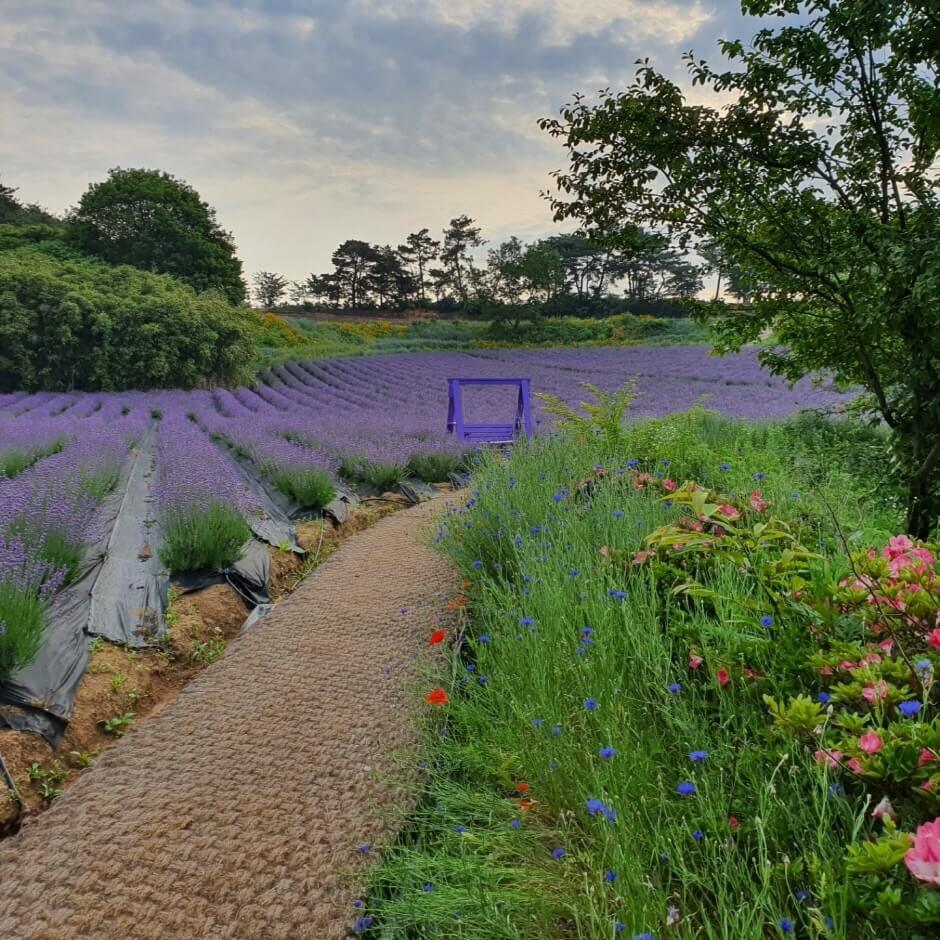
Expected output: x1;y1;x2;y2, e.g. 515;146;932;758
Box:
339;455;407;490
0;248;257;391
0;578;47;679
158;503;250;573
266;466;336;509
407;450;467;483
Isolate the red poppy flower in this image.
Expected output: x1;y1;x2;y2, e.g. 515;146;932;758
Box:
518;799;534;811
515;781;530;795
716;667;731;687
427;630;446;645
729;816;740;830
425;689;449;705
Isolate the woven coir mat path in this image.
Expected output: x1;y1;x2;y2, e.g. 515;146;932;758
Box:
0;498;459;940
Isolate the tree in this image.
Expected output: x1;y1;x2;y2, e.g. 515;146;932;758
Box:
67;168;246;304
252;271;289;308
520;242;565;304
0;177;59;225
541;0;940;537
398;228;440;304
328;239;380;308
441;215;484;301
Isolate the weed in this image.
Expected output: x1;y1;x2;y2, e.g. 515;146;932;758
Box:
99;712;135;737
189;635;226;666
109;671;128;693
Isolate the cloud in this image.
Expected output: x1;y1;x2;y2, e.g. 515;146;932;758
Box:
0;0;749;280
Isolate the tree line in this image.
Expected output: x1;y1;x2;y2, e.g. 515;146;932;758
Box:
251;217;709;316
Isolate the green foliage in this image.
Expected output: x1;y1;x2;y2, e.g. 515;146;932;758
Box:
0;248;257;391
265;466;335;509
541;0;940;537
0;436;67;478
67;167;246;304
0;578;46;679
407;450;466;483
98;712;135;737
764;695;827;739
339;455;407;491
158;503;250;573
536;380;637;453
189;635;226;666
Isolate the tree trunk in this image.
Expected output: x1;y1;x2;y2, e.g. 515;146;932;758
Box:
906;472;940;539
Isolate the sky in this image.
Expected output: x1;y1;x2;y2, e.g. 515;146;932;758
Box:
0;0;756;284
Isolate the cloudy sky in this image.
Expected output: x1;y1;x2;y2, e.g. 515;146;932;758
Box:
1;0;755;282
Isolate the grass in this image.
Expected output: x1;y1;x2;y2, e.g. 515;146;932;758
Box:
0;437;67;478
158;502;251;573
340;455;408;491
360;411;908;939
407;450;467;484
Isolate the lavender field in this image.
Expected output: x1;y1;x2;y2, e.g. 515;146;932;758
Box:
0;345;844;601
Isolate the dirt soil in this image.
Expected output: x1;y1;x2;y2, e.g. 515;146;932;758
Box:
0;498;406;833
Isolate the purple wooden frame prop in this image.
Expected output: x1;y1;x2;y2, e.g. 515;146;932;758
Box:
446;378;534;444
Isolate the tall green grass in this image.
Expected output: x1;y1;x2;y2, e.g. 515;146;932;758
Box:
361;414;904;939
158;503;250;573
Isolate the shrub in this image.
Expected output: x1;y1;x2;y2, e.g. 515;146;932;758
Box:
339;455;406;490
407;450;466;483
267;466;336;509
158;503;250;573
0;248;257;391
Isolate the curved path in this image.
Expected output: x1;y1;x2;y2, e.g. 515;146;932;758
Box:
0;499;458;940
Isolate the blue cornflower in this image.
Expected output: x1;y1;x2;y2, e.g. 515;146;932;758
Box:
627;459;640;468
423;883;434;893
663;500;672;509
548;760;559;770
581;626;594;638
531;718;545;728
353;915;374;933
633;934;655;940
692;829;705;842
816;691;831;704
531;525;541;534
510;818;521;829
689;750;708;764
754;472;766;480
795;889;810;903
569;568;580;577
586;798;617;822
676;781;697;796
514;536;524;547
760;615;774;628
720;463;730;471
662;459;670;467
454;825;466;834
584;698;599;711
604;870;617;883
828;782;843;798
614;923;625;935
575;645;588;656
551;847;566;859
780;918;794;934
613;510;624;519
915;658;934;673
478;634;490;644
520;616;534;626
899;700;922;717
551;724;563;736
791;491;800;500
472;560;483;569
667;682;683;694
608;589;627;600
553;491;566;502
599;746;617;759
478;675;489;686
356;843;370;853
466;662;476;672
352;899;364;909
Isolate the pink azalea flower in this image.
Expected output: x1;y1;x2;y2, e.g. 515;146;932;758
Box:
839;660;859;672
847;757;864;774
662;478;677;492
877;638;894;655
859;731;883;754
905;818;940;886
873;796;898;823
716;667;731;687
631;550;655;565
814;749;843;769
718;504;740;521
689;653;704;670
928;628;940;651
862;681;888;704
749;489;767;512
919;748;937;768
883;534;914;559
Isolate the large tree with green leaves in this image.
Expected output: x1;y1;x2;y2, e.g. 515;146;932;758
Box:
541;0;940;536
67;168;246;304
